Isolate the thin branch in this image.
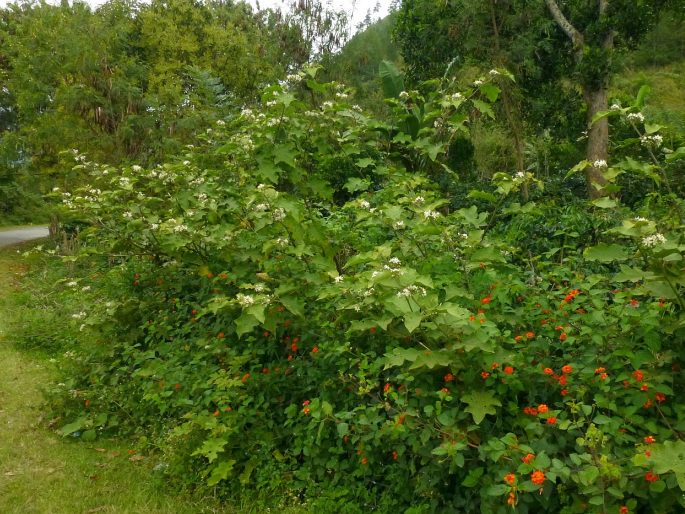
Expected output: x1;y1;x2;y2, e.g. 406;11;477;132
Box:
545;0;584;57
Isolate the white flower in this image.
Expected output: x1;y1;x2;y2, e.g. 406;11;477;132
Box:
488;69;500;76
399;91;409;99
593;159;608;169
276;237;289;247
273;208;286;221
254;283;266;293
389;257;401;266
132;165;142;172
336;92;349;99
173;224;189;233
236;293;255;307
334;275;344;283
52;187;60;192
451;92;463;101
396;285;427;298
216;119;225;126
71;311;87;319
413;196;425;205
322;101;334;109
641;233;666;248
241;108;254;118
423;210;440;219
286;73;302;83
627;112;645;123
266;100;277;107
515;171;525;179
197;192;208;202
81;286;91;292
363;288;374;297
393;220;405;230
473;79;484;86
150;223;159;230
633;217;648;222
254;203;269;212
640;134;663;149
257;184;267;190
352;105;363;112
610;103;621;111
359;200;371;209
67;281;77;287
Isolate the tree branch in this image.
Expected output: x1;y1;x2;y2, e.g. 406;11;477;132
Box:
544;0;584;51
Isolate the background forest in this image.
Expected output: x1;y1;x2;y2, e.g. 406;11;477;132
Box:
1;0;685;513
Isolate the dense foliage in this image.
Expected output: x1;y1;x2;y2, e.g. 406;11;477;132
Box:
31;65;685;513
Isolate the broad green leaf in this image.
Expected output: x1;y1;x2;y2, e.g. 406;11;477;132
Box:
280;296;304;317
592;197;618;209
479;84;500;102
207;459;236;486
650;441;685;476
235;313;259;337
193;437;228;463
403;312;423;333
409;350;452;370
583;244;629;262
461;391;501;424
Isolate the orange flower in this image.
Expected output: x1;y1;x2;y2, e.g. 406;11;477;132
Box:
361;457;368;465
392;451;398;461
546;417;557;425
503;366;514;375
481;296;492;304
640;384;649;392
561;365;573;374
537;404;549;413
444;373;455;382
530;470;545;485
644;435;656;444
599;373;608;380
543;367;554;375
560;389;568;396
522;453;535;464
311;346;319;353
504;473;516;485
632;370;644;382
514;335;523;342
558;375;567;386
526;331;535;339
559;333;567;341
645;471;659;482
619;507;629;514
241;373;250;383
594;367;606;373
217;332;225;339
383;383;391;394
481;371;490;379
303;407;311;415
491;362;499;369
655;392;666;403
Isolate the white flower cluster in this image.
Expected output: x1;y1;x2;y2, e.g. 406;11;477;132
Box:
197;192;209;204
83;187;101;203
397;284;427;298
334;275;344;283
240;108;254;119
359;199;371;210
633;217;648;222
399;91;409;99
236;293;255;307
71;311;87;320
322;101;334;109
413;196;425;205
123;211;133;219
610;103;621;111
593;159;608;169
640;134;663;149
473;79;484;86
336;92;349;99
352;105;363;112
514;171;526;181
273;208;286;221
254;283;267;293
641;233;666;248
393;220;405;230
627;112;645;124
451;92;464;101
216;119;226;126
189;176;205;186
389;257;401;266
254;203;269;212
423;210;440;220
275;237;289;247
286;73;302;83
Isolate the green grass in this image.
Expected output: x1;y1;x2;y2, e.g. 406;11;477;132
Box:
0;245;221;514
0;243;309;514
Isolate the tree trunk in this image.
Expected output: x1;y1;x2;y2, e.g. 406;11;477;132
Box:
583;87;610;198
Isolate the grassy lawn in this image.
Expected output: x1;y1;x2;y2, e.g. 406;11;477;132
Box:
0;244;226;514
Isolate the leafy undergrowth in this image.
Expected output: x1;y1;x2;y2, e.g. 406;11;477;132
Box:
0;245;299;514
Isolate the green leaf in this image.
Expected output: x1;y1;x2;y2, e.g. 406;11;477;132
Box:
403;312;423;333
665;146;685;163
583;244;629;262
193;437;228;463
461;391;501;424
592;197;618;209
207;459;236;486
462;467;484;487
379;60;405;99
471;99;494;119
578;466;600;486
633;85;651;109
235;313;258;337
650;440;685;475
344;177;371;193
59;418;86;436
479;84;500;102
355;158;375;169
280;296;304;317
336;423;349;437
410;350;453;370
